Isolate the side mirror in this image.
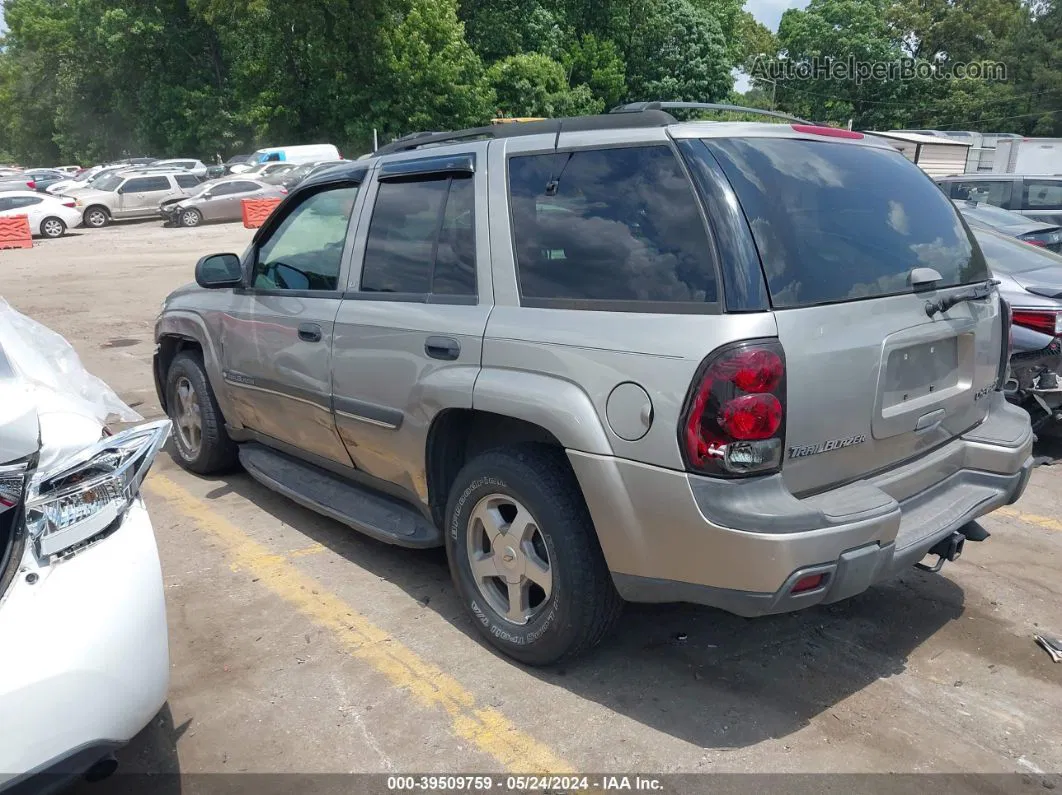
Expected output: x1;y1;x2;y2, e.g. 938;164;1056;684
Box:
202;193;212;200
116;187;124;194
195;253;243;289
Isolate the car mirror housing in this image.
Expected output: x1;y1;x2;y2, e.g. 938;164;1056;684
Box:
195;253;243;289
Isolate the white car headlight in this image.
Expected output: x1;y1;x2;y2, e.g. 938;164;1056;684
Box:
25;420;170;557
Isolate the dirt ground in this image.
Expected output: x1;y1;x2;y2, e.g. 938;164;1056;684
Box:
3;221;1061;793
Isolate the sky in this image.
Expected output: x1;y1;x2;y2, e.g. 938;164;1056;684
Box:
735;0;810;90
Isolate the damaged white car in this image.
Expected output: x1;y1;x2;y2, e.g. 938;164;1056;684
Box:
0;300;171;793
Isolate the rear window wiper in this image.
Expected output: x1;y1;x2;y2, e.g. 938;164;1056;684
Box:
925;278;1001;318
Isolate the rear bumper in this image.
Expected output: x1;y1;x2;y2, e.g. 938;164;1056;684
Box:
571;392;1033;617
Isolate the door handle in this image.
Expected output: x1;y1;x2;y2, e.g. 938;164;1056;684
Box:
298;322;323;343
425;336;460;361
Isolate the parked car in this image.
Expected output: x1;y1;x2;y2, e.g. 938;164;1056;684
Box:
955;200;1062;253
47;165;121;196
53;165;81;175
0;191;83;238
22;169;68;193
937;174;1062;226
260;160;351;189
0;171;36;192
75;171;202;227
156;105;1032;666
234;162;299;180
160;178;287;227
0;301;170;793
151;158;208;177
973;225;1062;433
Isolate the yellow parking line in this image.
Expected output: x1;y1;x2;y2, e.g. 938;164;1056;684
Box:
147;474;573;774
993;506;1062;533
288;542;327;558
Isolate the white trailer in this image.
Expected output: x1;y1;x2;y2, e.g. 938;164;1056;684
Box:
869;131;971;178
992;138;1062;175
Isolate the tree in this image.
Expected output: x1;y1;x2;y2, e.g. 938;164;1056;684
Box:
623;0;731;102
563;34;627;108
486;52;601;117
371;0;496;139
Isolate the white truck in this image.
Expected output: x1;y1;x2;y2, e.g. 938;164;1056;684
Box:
992;138;1062;175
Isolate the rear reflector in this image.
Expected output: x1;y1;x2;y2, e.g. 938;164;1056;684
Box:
791;124;864;140
792;574;826;593
1011;309;1062;337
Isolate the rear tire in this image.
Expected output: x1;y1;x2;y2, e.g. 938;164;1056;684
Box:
83;206;109;228
445;444;623;666
165;351;239;475
39;217;66;238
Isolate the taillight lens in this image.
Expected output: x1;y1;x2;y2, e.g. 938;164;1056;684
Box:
1024;238;1047;247
26;180;36;189
62;200;76;208
1011;308;1062;337
680;339;786;477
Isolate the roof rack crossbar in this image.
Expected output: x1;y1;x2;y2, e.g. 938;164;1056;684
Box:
610;101;811;125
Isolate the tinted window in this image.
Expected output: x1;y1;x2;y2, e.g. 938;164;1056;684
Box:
228;181;261;194
974;226;1062;274
708;138;988;309
175;174;200;188
1024;180;1062;210
360;176;477;296
253;186;358;291
0;198;13;212
92;174;124;191
949;179;1011;207
208;182;239;197
123;176;170;192
10;196;42;208
509;146;716;306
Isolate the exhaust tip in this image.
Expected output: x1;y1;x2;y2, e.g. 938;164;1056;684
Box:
84;754;118;783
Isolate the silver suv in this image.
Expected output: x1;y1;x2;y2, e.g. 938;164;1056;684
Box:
75;170;202;227
154;104;1034;665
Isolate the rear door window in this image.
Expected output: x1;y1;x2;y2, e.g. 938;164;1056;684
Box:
123;176;171;193
175;174;200;189
948;179;1012;208
1023;180;1062;210
508;145;717;309
707;138;988;309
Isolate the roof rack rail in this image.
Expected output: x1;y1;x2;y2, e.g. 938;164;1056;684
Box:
371;109;677;156
610;101;811;125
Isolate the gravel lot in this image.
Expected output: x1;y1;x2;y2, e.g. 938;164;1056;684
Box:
3;221;1061;792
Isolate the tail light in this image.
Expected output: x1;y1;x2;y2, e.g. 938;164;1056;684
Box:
1011;308;1062;337
679;339;786;477
26;180;36;190
996;297;1013;390
62;200;76;208
1024;239;1047;247
279;187;288;194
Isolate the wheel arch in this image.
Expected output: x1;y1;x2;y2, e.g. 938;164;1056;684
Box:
155;311;238;427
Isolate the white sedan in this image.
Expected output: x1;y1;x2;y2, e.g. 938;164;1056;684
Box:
0;191;83;239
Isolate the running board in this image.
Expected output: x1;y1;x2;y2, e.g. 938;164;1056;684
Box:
238;443;443;548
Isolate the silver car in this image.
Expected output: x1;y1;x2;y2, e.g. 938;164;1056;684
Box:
161;178;287;227
74;171;202;227
154;104;1033;665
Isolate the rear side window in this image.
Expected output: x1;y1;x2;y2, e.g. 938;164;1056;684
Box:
1024;180;1062;210
359;175;476;297
509;146;717;308
948;179;1012;208
708;138;988;309
175;174;200;188
123;176;170;192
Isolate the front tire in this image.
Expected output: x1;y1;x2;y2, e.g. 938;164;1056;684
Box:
83;206;109;228
179;208;202;227
445;444;623;666
39;216;66;238
165;351;239;474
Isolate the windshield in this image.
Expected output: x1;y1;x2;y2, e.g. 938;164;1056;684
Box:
92;174;124;192
707;137;989;309
974;227;1062;275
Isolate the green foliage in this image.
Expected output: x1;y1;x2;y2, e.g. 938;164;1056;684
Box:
3;0;1061;165
486;53;602;117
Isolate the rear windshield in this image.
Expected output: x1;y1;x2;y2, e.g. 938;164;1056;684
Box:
958;202;1034;229
707;138;989;309
974;227;1062;275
